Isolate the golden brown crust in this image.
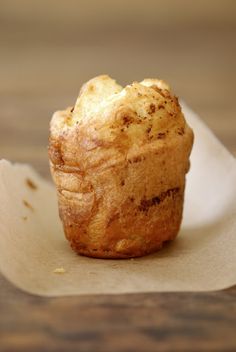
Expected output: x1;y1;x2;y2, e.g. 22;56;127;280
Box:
49;75;194;258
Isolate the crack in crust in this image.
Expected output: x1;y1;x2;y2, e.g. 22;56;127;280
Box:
138;188;180;212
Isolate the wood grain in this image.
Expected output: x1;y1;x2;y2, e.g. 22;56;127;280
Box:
1;276;236;352
0;1;236;350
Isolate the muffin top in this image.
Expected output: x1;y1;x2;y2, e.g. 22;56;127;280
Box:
49;75;192;169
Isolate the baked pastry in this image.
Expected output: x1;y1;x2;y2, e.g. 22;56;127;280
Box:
49;75;194;258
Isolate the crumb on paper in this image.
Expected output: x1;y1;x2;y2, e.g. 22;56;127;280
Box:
111;264;119;268
23;199;34;211
25;178;38;190
22;216;27;221
53;267;66;274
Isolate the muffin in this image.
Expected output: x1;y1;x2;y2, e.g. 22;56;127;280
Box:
49;75;194;258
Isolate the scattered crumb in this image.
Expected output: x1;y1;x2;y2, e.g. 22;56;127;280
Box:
22;216;28;221
25;178;38;190
53;267;66;274
111;264;119;268
23;199;34;211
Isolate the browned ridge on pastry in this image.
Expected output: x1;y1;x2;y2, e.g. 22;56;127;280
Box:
49;75;194;258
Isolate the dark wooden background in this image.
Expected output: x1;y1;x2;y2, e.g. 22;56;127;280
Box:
0;1;236;350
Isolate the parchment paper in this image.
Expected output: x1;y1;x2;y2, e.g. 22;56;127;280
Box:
0;104;236;296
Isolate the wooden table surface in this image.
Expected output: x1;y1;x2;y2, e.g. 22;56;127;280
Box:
1;2;236;350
